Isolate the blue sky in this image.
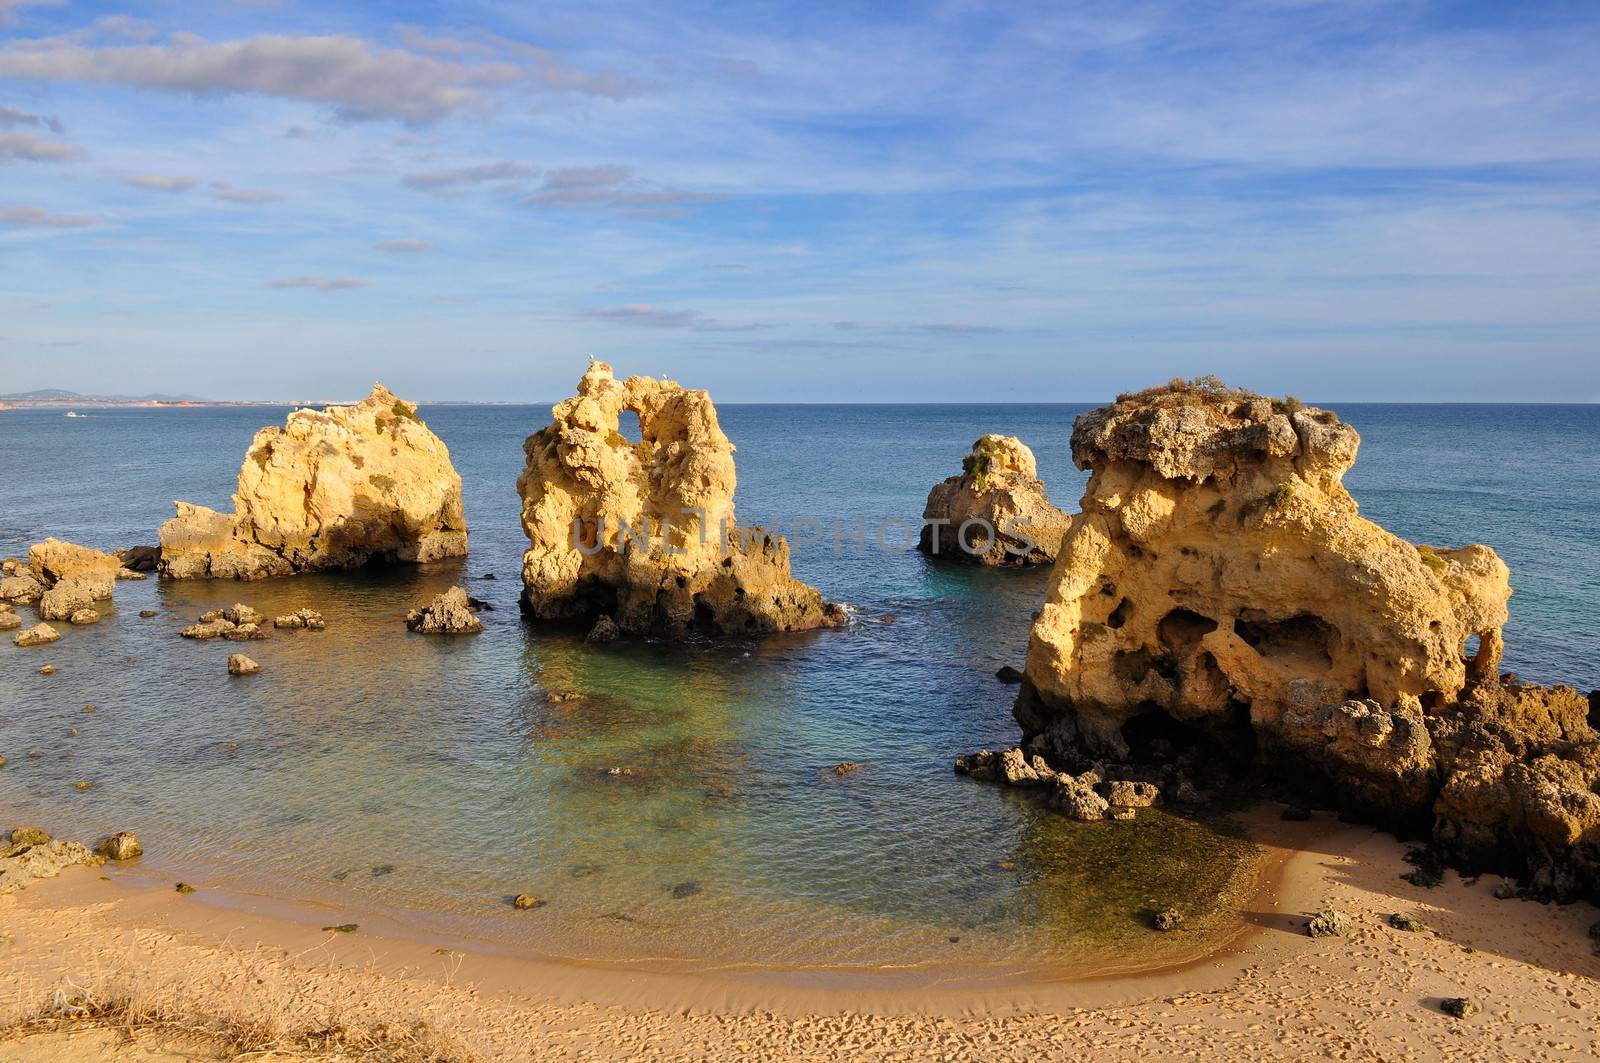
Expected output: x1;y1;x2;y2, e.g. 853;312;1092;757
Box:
1;0;1596;402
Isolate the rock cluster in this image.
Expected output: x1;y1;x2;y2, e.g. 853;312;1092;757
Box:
955;748;1162;821
918;435;1072;564
984;378;1600;901
181;604;268;641
517;360;844;637
1;538;121;622
158;385;468;580
273;608;326;630
406;586;482;635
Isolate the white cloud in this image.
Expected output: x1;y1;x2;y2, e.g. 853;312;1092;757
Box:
0;205;99;227
374;239;432;253
528;166;722;212
0;104;63;132
126;174;198;192
401;161;535;189
578;304;769;332
211;181;281;204
0;0;63;26
266;276;371;291
0;29;636;124
0;130;81;161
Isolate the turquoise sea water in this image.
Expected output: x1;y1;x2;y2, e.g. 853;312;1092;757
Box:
0;402;1594;979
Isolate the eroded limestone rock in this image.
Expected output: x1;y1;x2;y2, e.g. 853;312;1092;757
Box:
13;623;59;647
405;586;482;635
918;435;1072;564
997;378;1600;901
0;833;103;894
158;385;468;580
29;539;119;600
517;360;843;637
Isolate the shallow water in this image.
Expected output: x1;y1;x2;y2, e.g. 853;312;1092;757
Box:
0;402;1594;978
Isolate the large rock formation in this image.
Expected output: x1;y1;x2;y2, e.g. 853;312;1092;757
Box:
987;378;1600;900
158;385;468;580
517;360;844;637
918;435;1072;564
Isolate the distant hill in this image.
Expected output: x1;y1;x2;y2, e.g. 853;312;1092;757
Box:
0;388;206;404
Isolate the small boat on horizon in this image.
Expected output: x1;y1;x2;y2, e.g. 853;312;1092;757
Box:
64;411;83;418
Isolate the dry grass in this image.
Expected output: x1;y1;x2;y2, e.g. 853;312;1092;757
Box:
1;968;475;1062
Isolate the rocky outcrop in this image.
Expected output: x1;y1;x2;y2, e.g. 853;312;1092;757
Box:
517;360;844;637
981;378;1600;901
29;538;119;599
273;608;326;630
158;385;468;580
405;586;482;635
0;829;103;894
918;435;1072;564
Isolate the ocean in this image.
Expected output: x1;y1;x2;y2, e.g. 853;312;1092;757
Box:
0;402;1594;982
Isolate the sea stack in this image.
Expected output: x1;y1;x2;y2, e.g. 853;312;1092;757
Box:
1001;378;1599;900
918;435;1071;564
158;385;468;580
517;359;844;637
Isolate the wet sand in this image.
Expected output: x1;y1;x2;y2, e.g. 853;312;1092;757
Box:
2;808;1596;1060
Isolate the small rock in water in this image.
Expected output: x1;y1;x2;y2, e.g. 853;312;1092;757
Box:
1306;908;1351;938
14;623;61;648
585;615;620;645
67;608;99;626
670;881;702;899
480;572;496;580
0;613;19;632
0;756;6;769
1440;997;1480;1019
273;608;326;630
223;603;262;625
73;780;92;790
97;832;142;860
512;894;545;910
175;882;196;894
1152;907;1184;932
38;665;54;675
405;587;482;635
370;864;395;877
1388;912;1428;933
82;704;96;713
138;609;157;618
995;665;1024;684
322;923;359;933
832;761;860;775
227;654;261;675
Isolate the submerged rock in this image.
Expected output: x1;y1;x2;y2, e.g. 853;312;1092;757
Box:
918;435;1072;565
227;653;261;675
67;608;99;626
158;384;468;580
512;893;544;910
13;623;60;647
584;615;619;645
1001;378;1600;902
517;360;843;638
406;586;483;635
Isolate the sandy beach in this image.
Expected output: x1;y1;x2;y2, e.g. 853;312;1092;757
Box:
2;809;1595;1061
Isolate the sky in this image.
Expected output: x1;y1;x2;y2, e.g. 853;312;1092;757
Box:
0;0;1597;403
